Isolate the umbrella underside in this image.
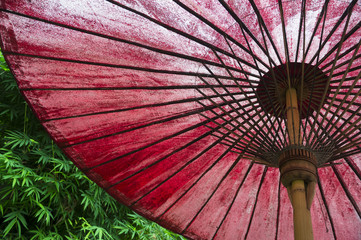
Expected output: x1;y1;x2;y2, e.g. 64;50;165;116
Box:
0;0;360;239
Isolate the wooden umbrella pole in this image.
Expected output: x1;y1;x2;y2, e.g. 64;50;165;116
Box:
286;88;300;145
283;88;315;240
289;180;314;240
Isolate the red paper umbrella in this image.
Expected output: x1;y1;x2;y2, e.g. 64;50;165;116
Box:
1;0;360;239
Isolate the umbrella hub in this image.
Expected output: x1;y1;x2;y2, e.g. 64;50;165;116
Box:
279;87;317;194
278;148;317;240
256;62;329;119
278;148;317;188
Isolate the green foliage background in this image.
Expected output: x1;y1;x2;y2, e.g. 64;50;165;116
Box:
0;52;186;240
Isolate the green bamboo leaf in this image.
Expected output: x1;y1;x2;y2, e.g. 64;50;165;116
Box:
2;210;27;237
3;218;17;237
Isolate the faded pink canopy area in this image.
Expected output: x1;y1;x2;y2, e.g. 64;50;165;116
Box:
0;0;361;239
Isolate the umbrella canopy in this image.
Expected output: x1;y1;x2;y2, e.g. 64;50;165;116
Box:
0;0;360;239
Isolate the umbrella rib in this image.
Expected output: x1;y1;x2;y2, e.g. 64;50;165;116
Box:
308;0;359;65
250;12;289;147
200;64;248;123
278;0;291;65
338;61;361;79
324;54;361;76
206;50;282;149
321;44;360;70
329;84;361;89
208;135;261;157
314;193;334;238
86;110;241;171
340;132;361;151
227;153;267;166
213;142;269;163
294;0;306;63
335;125;361;152
303;0;330;60
309;111;357;156
314;25;361;69
317;175;337;239
224;27;286;148
197;65;278;150
275;180;282;240
330;75;356;82
130;128;237;206
3;51;261;80
210;162;255;240
200;110;253;146
64;96;250;148
322;89;361;138
240;156;272;166
20;85;249;91
330;149;361;162
217;0;277;67
180;140;264;234
279;0;297;145
302;14;360;114
199;110;275;157
0;9;264;79
40;92;245;122
303;111;334;153
345;157;361;181
306;9;353;148
333;135;361;156
196;100;273;155
244;167;268;240
62;104;238;148
195;100;252;142
104;0;267;73
179;153;246;234
330;100;361;108
336;130;361;153
106;124;224;189
301;1;329;144
248;0;283;64
200;99;279;154
171;0;271;71
316;104;361;150
329;78;355;85
331;165;361;218
215;141;270;162
223;25;287;148
330;64;361;78
311;41;361;148
317;72;361;148
298;0;307;147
